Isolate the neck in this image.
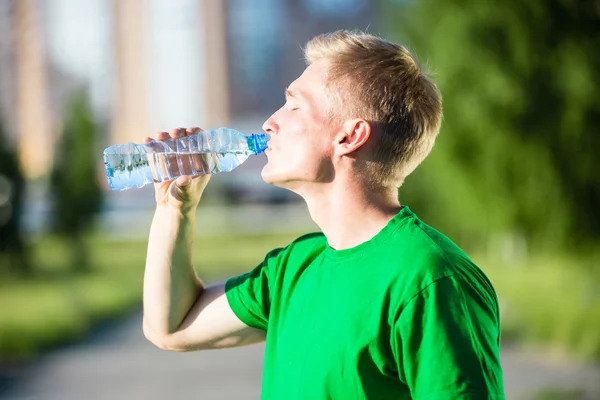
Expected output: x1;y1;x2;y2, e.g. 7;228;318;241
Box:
297;177;401;250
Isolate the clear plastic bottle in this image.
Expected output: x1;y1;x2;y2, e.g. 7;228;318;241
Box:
103;127;269;191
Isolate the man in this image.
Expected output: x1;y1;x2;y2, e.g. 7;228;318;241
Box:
142;30;505;399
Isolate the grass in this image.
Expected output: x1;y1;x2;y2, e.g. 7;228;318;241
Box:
531;388;584;400
0;232;300;361
2;233;599;364
474;252;600;362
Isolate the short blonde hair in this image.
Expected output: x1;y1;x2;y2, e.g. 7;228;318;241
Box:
304;30;442;187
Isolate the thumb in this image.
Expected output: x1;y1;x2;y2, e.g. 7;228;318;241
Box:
170;175;193;200
175;175;192;188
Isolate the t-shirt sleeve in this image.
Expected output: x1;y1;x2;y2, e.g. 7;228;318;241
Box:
224;248;284;331
391;275;505;399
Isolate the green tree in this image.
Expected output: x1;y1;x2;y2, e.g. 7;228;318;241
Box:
0;120;31;275
383;0;600;254
50;89;103;271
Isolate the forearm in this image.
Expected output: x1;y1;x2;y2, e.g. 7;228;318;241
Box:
143;206;202;336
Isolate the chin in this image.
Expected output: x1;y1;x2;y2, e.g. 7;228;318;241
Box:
261;166;282;186
261;174;287;188
261;167;295;190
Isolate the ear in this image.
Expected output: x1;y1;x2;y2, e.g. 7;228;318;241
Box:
334;119;371;157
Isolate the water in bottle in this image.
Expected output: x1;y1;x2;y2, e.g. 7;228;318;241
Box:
103;127;269;191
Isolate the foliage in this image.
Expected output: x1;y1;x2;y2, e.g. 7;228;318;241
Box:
0;232;299;360
477;252;600;362
0;237;145;360
2;234;599;363
0;119;30;275
49;89;103;271
383;0;600;253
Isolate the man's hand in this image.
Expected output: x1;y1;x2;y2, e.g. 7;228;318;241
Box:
143;127;211;213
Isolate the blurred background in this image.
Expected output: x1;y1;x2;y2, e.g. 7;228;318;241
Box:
0;0;599;399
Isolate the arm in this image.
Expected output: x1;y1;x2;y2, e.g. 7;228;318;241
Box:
392;275;505;398
142;127;266;351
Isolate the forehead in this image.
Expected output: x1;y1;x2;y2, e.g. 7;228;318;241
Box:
288;60;331;97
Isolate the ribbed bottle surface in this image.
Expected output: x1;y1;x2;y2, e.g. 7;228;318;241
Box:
103;128;268;191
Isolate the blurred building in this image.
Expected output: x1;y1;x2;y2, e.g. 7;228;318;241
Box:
0;0;54;178
0;0;379;192
112;0;230;145
0;0;17;146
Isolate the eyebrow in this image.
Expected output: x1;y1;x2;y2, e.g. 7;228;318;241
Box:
285;88;300;100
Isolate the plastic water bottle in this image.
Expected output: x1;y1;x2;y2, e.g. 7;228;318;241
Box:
103;127;269;191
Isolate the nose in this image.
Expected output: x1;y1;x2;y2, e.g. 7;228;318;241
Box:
262;110;280;136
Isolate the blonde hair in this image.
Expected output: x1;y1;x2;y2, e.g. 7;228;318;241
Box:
304;30;442;187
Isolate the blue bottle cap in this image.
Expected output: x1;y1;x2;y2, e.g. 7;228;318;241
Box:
248;133;270;154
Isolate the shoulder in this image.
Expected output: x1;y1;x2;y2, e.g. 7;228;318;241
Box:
274;231;327;255
289;231;327;249
261;231;327;267
226;232;327;292
384;208;498;306
387;208;470;271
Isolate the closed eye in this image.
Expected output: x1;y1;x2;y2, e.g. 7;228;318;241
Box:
285;88;301;111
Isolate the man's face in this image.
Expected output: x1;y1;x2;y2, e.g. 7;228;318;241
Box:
261;60;340;191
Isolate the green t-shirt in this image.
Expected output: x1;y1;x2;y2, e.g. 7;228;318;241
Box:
225;206;505;399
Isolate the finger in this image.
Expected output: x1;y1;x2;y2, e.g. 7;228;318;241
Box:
185;127;205;172
151;132;170;179
175;175;192;188
192;153;211;174
186;127;203;136
156;131;170;141
142;136;153;144
170;175;193;201
170;127;186;139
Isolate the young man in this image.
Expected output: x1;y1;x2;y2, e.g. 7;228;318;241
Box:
142;30;505;399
